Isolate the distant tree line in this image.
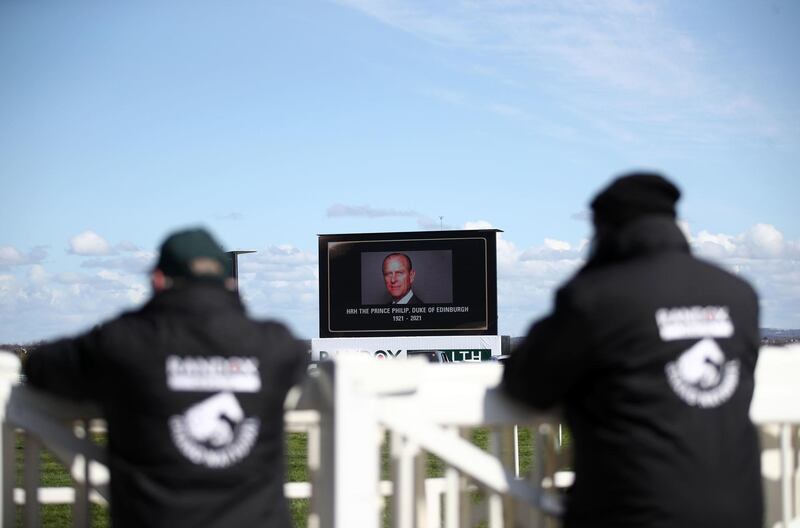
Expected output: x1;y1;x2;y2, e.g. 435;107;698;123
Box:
760;336;800;346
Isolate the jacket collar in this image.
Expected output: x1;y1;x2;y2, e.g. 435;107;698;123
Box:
583;215;689;270
145;281;244;316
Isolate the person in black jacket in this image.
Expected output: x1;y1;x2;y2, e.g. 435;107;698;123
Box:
24;228;308;528
502;173;763;528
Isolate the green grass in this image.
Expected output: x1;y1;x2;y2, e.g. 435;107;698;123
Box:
15;427;562;527
14;432;108;528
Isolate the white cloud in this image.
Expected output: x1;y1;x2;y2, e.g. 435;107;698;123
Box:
520;239;586;263
115;240;141;252
0;247;25;266
0;263;149;343
0;245;48;267
81;251;156;273
68;230;114;256
237;245;319;336
0;232;154;342
690;223;791;260
740;223;783;259
328;204;456;231
463;220;493;230
327;203;418;218
544;238;571;252
28;265;49;285
459;220;586;335
692;229;737;259
684;222;800;329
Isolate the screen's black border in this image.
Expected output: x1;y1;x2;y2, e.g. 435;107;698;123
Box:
318;229;499;337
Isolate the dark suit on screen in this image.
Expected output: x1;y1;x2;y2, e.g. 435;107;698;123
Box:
407;293;424;305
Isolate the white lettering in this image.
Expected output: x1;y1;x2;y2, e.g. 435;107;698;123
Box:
166;356;261;392
655;306;733;341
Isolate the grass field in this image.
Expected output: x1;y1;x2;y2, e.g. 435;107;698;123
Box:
16;428;555;527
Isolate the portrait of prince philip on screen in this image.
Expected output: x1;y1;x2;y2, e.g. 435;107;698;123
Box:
382;252;425;305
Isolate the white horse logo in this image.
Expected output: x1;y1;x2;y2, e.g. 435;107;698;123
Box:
183;392;244;447
665;338;740;408
675;338;725;389
169;392;260;467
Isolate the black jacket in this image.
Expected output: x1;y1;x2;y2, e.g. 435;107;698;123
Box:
502;217;762;528
24;282;307;528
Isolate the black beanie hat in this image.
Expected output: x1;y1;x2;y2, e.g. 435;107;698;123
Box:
591;172;681;228
155;228;231;280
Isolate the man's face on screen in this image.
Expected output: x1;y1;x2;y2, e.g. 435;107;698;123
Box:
383;254;415;301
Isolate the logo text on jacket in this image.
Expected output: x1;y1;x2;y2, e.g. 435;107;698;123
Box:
166;355;262;468
657;306;740;408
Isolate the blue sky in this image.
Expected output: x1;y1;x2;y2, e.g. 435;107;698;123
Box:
2;0;798;343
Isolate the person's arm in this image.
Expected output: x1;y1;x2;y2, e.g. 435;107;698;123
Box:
23;327;105;400
262;321;309;390
287;334;310;388
501;286;592;410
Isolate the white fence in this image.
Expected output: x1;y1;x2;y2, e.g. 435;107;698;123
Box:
1;345;799;528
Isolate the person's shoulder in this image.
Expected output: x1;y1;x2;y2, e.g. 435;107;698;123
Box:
97;303;159;339
254;320;309;369
691;255;758;297
255;320;306;348
256;319;294;335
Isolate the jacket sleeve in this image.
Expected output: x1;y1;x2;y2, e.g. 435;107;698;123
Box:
501;285;592;410
263;321;309;391
286;333;310;389
23;326;106;401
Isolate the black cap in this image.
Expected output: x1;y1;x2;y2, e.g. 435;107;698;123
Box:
155;228;231;280
591;172;681;228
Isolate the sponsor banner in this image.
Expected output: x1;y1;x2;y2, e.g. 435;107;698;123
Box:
310;335;501;362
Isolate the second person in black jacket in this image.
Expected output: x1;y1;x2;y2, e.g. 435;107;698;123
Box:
502;173;762;528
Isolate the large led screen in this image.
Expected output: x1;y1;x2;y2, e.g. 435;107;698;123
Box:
318;230;499;337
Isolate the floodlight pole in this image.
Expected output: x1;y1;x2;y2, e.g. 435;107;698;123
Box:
226;250;256;292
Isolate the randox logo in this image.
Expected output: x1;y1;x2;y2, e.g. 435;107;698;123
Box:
665;338;740;408
169;391;260;468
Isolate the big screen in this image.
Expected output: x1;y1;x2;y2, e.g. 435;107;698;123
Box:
318;230;499;337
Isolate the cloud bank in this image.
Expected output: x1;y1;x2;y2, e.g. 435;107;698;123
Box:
1;221;797;343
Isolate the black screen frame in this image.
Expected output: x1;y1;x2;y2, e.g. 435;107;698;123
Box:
318;229;499;338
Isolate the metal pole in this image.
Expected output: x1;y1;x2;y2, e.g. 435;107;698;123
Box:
226;250;256;292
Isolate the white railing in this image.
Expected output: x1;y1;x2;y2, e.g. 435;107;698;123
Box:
1;345;799;528
303;356;567;528
0;352;326;528
749;345;800;528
